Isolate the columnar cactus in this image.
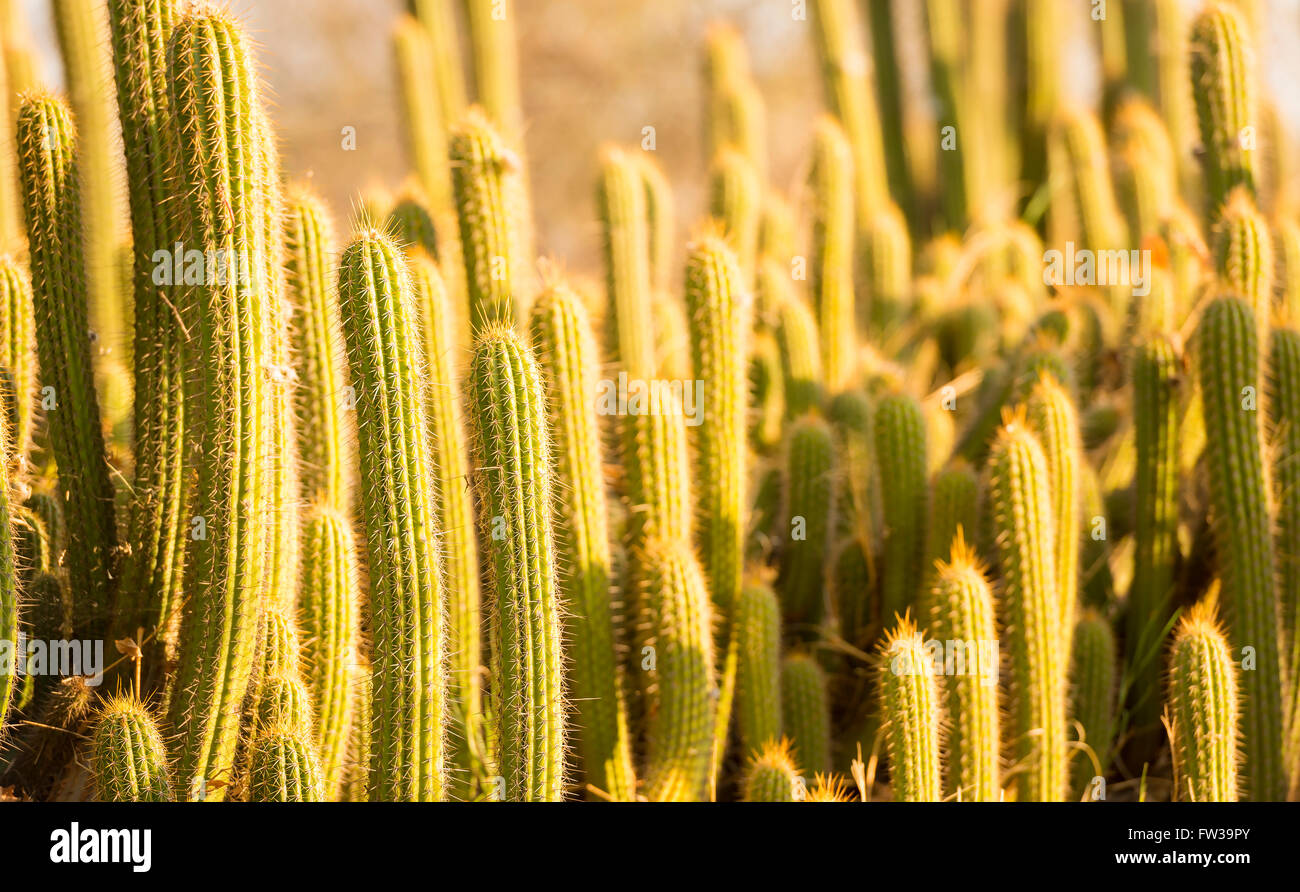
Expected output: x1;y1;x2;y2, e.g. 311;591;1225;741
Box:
0;257;32;464
622;386;693;550
248;725;325;802
1268;326;1300;785
408;256;484;795
0;416;14;728
1070;610;1118;798
734;581;782;756
1167;601;1240;801
450;109;521;332
708;148;760;284
780;654;831;777
91;697;173;802
461;0;523;143
1197;296;1284;800
772;285;823;419
861;203;911;334
530;283;636;801
599;146;655;381
634;537;716;802
1190;2;1259;219
15;95;117;635
929;534;1000;801
878;617;942;802
741;739;800;802
1212;188;1273;336
986;412;1067;802
875;393;928;624
394;16;451;214
808;117;856;391
777;416;834;625
338;232;447;801
406;0;467;124
923;461;979;573
469;327;565;802
638;155;676;296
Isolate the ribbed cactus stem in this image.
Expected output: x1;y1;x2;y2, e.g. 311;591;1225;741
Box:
929;533;999;801
15;95;117;635
598;145;655;381
986;411;1067;802
622;385;693;550
735;581;782;756
923;461;979;573
530;283;636;801
248;726;325;802
1212;188;1273;336
0;415;14;728
878;617;942;802
394;16;452;214
1070;610;1117;798
780;654;831;777
777;416;834;625
91;697;173;801
861;203;911;335
1168;601;1240;801
770;278;822;419
637;155;675;295
461;0;523;144
808;116;856;390
634;537;716;801
1197;295;1284;799
338;231;447;801
0;257;33;464
708;148;760;285
450;108;522;333
875;393;928;624
1269;326;1300;791
741;739;800;802
469;327;565;801
1190;2;1259;219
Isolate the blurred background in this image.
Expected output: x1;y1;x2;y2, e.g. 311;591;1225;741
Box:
14;0;1300;273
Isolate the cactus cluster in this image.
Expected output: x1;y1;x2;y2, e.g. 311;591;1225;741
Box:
0;0;1298;808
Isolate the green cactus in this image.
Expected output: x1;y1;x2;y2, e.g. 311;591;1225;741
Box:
878;617;942;802
387;192;440;259
708;147;760;284
15;95;117;636
461;0;523;143
808;116;856;391
1197;295;1284;799
530;283;636;801
777;416;834;626
741;739;800;802
1070;610;1118;799
1048;109;1128;276
394;16;452;215
1025;373;1082;655
633;537;716;802
1020;0;1062;197
90;696;173;802
1190;2;1259;219
748;331;784;453
923;461;979;573
450;108;522;333
875;393;928;624
338;231;447;801
469;327;565;801
0;258;32;464
0;416;14;728
638;155;676;296
599;145;655;381
865;0;911;223
621;383;693;550
771;283;823;419
406;1;466;125
929;533;999;801
986;412;1067;802
1167;601;1240;801
248;725;325;802
734;581;782;757
780;654;831;777
1126;333;1182;734
344;663;372;802
1212;188;1273;336
1267;326;1300;793
831;536;873;649
861;203;911;336
297;506;359;800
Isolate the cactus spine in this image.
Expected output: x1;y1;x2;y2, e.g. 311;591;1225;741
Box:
878;617;942;802
735;581;782;756
708;148;760;285
1168;602;1240;801
338;232;446;801
1197;296;1285;799
1212;188;1273;336
91;697;173;802
599;146;655;381
777;416;834;625
780;654;831;777
986;413;1067;802
15;95;117;634
0;415;13;728
923;462;979;572
0;257;32;463
875;393;928;624
248;726;325;802
741;739;799;802
634;537;716;801
1269;326;1300;791
1190;3;1259;219
469;327;565;801
530;283;636;801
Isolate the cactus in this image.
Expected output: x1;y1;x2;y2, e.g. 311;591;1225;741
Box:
0;258;31;465
90;697;173;802
1267;326;1300;793
708;148;760;284
461;0;523;143
861;203;911;336
780;654;831;777
1167;601;1240;801
734;581;782;756
1190;2;1259;219
875;393;928;624
248;725;325;802
394;16;452;215
599;146;655;381
0;416;14;728
878;617;942;802
639;155;676;296
344;663;372;802
929;533;999;801
633;537;716;802
530;283;636;801
469;327;564;801
15;95;117;635
986;411;1067;802
338;232;447;801
777;416;834;625
771;281;823;419
1126;333;1182;733
741;739;800;802
808;117;856;391
621;382;693;552
831;536;873;650
450;109;522;333
1212;188;1273;336
923;461;979;573
1070;610;1118;799
1025;373;1082;655
1197;295;1285;799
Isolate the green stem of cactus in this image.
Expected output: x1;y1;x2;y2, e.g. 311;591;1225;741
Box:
878;617;942;802
91;696;173;801
1168;602;1240;801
